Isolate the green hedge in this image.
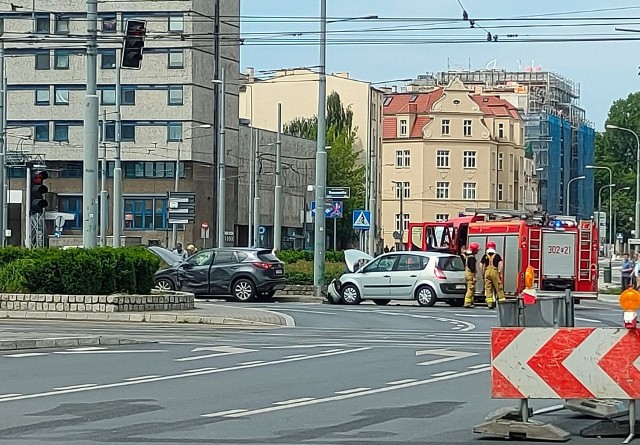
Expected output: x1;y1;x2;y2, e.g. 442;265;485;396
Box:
283;260;345;285
0;247;159;295
276;249;345;265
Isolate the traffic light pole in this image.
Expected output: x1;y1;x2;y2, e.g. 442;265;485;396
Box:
24;164;31;248
0;40;5;248
112;47;123;248
82;0;99;248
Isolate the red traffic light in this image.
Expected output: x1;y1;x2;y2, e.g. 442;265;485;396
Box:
32;170;48;185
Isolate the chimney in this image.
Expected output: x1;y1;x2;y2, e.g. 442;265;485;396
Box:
335;72;349;79
474;85;483;94
247;67;255;82
392;85;397;93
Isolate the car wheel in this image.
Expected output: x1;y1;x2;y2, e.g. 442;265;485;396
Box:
155;278;175;291
373;299;390;306
447;299;464;307
340;284;361;305
416;285;437;307
232;279;256;302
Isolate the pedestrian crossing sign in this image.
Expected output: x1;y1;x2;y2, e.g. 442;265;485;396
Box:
352;210;371;230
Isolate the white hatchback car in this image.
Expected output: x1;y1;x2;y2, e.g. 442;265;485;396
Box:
327;250;467;307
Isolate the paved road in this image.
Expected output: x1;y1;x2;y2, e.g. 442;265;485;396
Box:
0;299;628;444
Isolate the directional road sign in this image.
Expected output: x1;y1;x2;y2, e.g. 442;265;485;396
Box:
326;187;350;200
352;210;371;230
167;192;196;224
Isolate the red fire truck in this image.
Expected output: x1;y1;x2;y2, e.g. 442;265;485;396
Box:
406;209;599;298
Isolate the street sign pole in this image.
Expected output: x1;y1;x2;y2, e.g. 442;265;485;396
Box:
333;217;337;252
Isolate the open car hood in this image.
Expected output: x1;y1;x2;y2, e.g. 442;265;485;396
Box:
148;245;184;267
344;249;374;273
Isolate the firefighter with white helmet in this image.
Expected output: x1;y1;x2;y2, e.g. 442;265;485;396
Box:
481;240;506;309
463;242;480;308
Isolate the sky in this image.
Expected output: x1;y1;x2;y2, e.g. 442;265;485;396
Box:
240;0;640;130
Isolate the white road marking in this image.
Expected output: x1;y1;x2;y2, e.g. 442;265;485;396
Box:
65;347;106;352
453;313;497;318
202;409;248;418
55;349;166;355
53;384;97;391
282;354;306;359
124;375;161;381
174;346;256;362
237;361;266;366
416;349;477;366
0;348;371;403
224;367;490;418
4;352;48;358
386;379;418;385
431;371;457;377
335;387;371;394
269;308;334;316
574;317;602;323
272;397;315;405
263;344;348;349
469;363;491;369
0;394;21;398
320;349;344;353
183;368;217;373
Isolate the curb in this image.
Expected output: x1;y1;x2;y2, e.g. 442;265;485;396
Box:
0;336;146;351
273;295;325;304
0;310;288;326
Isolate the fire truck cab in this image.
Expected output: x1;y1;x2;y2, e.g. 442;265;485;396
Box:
407;209;599;298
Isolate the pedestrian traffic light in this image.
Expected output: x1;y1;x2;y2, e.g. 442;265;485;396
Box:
30;169;48;214
121;20;146;69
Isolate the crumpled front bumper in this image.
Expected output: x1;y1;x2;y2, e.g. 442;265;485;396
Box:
326;279;341;304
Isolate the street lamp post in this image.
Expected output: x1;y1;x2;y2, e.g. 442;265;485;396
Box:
392;181;404;251
587;165;613;256
212;71;226;248
565;175;586;215
606;124;640;251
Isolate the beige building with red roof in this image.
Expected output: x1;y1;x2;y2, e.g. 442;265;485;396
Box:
382;77;527;248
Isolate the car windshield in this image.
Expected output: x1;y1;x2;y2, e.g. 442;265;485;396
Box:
257;250;279;262
438;255;464;271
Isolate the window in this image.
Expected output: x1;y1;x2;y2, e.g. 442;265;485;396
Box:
102;16;117;32
463;119;472;137
463;182;476;200
438;256;465;272
54;87;69;105
121;87;136;105
436;150;449;168
436;181;449;199
35;51;50;70
402;150;410;167
54;15;69;34
399;119;408;137
36;14;50;33
397;255;427;272
34;123;49;141
435;213;449;222
168;50;184;68
123;162;182;179
124;197;167;230
54;50;69;69
364;255;398;273
167;122;183;141
168;86;183;105
463;150;476;168
121;123;136;141
189;251;214;267
498;183;504;201
101;49;116;69
510;123;514;141
395;182;410;199
498;122;504;139
101;88;116;105
168;15;184;32
442;119;450;135
35;88;50;105
60;162;83;178
498;152;504;171
509;153;514;171
394;214;410;232
53;123;69;142
102;122;116;142
59;196;82;230
383;96;393;106
214;251;237;265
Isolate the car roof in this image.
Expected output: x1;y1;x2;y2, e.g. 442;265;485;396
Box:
382;251;456;258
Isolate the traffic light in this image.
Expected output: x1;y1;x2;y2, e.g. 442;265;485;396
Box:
30;169;48;214
121;20;146;69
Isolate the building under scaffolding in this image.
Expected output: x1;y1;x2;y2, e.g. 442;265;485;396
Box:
406;69;595;220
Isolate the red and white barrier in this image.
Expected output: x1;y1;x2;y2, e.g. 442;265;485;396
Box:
492;327;640;400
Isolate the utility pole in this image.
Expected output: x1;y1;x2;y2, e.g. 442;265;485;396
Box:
171;145;180;247
112;47;123;248
253;129;261;246
393;181;404;251
216;67;226;248
247;104;254;247
368;134;377;256
274;103;282;250
24;164;31;248
0;40;5;248
212;0;221;248
313;0;328;298
82;0;99;248
1;67;6;247
99;110;107;247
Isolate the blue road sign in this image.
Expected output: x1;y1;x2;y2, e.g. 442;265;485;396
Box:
352;210;371;230
311;201;343;218
258;226;266;235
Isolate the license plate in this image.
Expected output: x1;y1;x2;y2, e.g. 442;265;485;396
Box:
275;269;283;275
455;284;466;290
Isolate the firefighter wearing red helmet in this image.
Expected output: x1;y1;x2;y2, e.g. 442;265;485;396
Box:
463;242;480;308
481;241;506;308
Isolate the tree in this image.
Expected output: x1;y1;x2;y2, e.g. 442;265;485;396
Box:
284;91;365;248
593;92;640;239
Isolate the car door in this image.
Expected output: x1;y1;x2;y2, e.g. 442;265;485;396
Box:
357;255;398;298
209;250;238;295
177;250;215;295
389;254;426;299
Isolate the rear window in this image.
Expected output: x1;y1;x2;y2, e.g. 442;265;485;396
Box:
438;256;464;271
257;250;279;262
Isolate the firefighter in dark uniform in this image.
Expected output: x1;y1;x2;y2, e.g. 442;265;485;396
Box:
463;242;480;308
481;240;506;309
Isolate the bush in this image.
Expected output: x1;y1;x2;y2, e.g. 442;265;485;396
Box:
276;249;345;264
0;247;160;295
284;260;345;285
